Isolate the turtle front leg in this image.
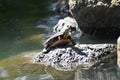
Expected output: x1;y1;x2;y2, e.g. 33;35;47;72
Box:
70;38;76;45
67;35;76;45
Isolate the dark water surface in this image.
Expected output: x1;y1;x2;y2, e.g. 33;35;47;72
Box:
0;0;55;59
0;0;119;80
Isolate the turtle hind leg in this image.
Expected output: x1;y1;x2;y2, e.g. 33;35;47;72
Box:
42;46;51;54
42;48;47;53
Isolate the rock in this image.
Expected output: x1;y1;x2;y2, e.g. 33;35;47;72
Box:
33;44;116;71
53;16;81;33
69;0;120;38
117;36;120;68
54;0;71;18
75;66;119;80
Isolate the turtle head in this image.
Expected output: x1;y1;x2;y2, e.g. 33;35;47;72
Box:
63;28;71;38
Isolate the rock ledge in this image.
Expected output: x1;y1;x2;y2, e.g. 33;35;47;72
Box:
34;44;116;71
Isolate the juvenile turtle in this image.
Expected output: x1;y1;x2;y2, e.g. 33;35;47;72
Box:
42;29;75;53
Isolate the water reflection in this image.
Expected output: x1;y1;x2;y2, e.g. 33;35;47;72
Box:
14;74;54;80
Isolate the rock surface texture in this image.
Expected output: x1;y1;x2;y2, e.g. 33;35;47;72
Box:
34;44;116;71
54;0;71;18
69;0;120;38
117;36;120;68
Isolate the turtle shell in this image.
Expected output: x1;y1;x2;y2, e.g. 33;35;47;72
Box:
50;39;71;48
43;33;75;53
43;32;64;46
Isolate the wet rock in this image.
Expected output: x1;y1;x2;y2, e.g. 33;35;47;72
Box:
117;36;120;68
54;0;71;18
69;0;120;38
34;44;116;71
75;67;119;80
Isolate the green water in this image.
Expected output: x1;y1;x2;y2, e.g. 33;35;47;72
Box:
0;0;57;79
0;0;54;59
0;0;119;80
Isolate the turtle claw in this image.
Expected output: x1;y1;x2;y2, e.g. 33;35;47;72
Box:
42;48;49;54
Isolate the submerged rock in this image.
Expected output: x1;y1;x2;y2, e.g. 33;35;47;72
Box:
69;0;120;38
34;44;116;71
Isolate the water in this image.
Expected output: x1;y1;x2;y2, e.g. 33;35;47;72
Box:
0;0;119;80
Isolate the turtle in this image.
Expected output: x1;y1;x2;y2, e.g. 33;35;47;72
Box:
42;29;76;53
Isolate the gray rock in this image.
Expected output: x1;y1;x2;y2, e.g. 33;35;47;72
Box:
117;36;120;68
54;0;71;18
69;0;120;38
33;44;116;71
